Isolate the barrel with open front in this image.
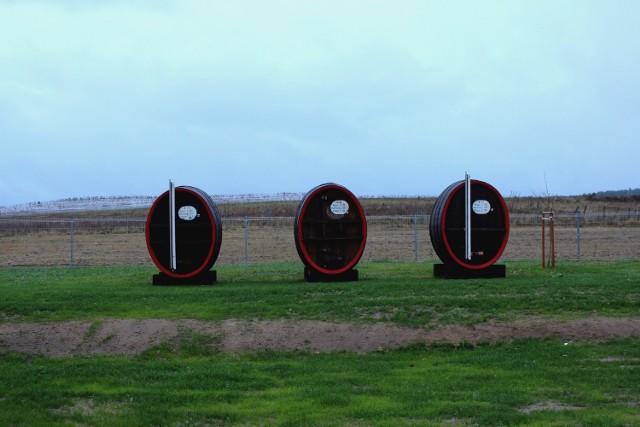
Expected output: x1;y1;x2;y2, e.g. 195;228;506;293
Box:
294;183;367;277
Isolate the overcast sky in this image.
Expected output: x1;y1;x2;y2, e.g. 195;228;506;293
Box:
1;1;638;206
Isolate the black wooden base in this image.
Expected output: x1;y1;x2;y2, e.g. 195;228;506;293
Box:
433;264;506;279
304;267;359;282
152;270;217;286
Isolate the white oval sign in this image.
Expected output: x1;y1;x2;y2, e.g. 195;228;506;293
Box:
472;200;491;215
330;200;349;215
178;205;198;221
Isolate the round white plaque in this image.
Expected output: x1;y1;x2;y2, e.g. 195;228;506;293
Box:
330;200;349;215
472;200;491;215
178;205;198;220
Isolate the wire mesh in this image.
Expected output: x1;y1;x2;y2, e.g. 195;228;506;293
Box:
0;213;638;267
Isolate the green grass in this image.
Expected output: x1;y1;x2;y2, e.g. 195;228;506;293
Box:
1;261;639;326
1;339;638;426
1;262;639;425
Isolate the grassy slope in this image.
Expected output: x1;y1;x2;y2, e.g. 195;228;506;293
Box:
1;261;638;325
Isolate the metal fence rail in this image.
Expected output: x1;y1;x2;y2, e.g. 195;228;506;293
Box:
1;213;638;268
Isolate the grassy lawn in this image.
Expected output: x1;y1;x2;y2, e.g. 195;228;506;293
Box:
0;262;638;425
0;261;638;326
1;339;639;426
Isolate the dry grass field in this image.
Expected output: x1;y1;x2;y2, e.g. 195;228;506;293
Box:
1;217;638;268
1;195;639;267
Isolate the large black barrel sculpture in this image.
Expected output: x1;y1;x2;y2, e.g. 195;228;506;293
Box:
430;178;509;278
146;185;222;285
294;183;367;282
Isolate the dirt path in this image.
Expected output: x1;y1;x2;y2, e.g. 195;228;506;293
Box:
1;317;639;357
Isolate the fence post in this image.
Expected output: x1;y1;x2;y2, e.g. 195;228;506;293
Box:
243;216;249;265
69;219;75;267
413;214;419;262
575;209;581;261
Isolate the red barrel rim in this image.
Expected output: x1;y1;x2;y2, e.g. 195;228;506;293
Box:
295;183;368;275
145;187;219;278
440;179;510;269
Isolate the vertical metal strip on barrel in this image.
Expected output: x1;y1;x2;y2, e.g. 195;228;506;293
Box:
464;173;472;261
169;180;177;271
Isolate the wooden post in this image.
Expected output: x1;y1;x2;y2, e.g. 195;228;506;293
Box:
542;211;555;268
541;213;545;268
550;212;556;268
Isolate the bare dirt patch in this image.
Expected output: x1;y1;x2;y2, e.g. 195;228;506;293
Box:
1;317;639;357
49;398;126;417
518;401;582;414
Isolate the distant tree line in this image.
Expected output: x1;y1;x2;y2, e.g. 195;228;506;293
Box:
584;188;640;197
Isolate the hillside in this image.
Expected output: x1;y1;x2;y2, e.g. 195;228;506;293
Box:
1;193;640;219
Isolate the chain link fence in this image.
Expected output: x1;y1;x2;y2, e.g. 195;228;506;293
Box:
1;213;638;268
